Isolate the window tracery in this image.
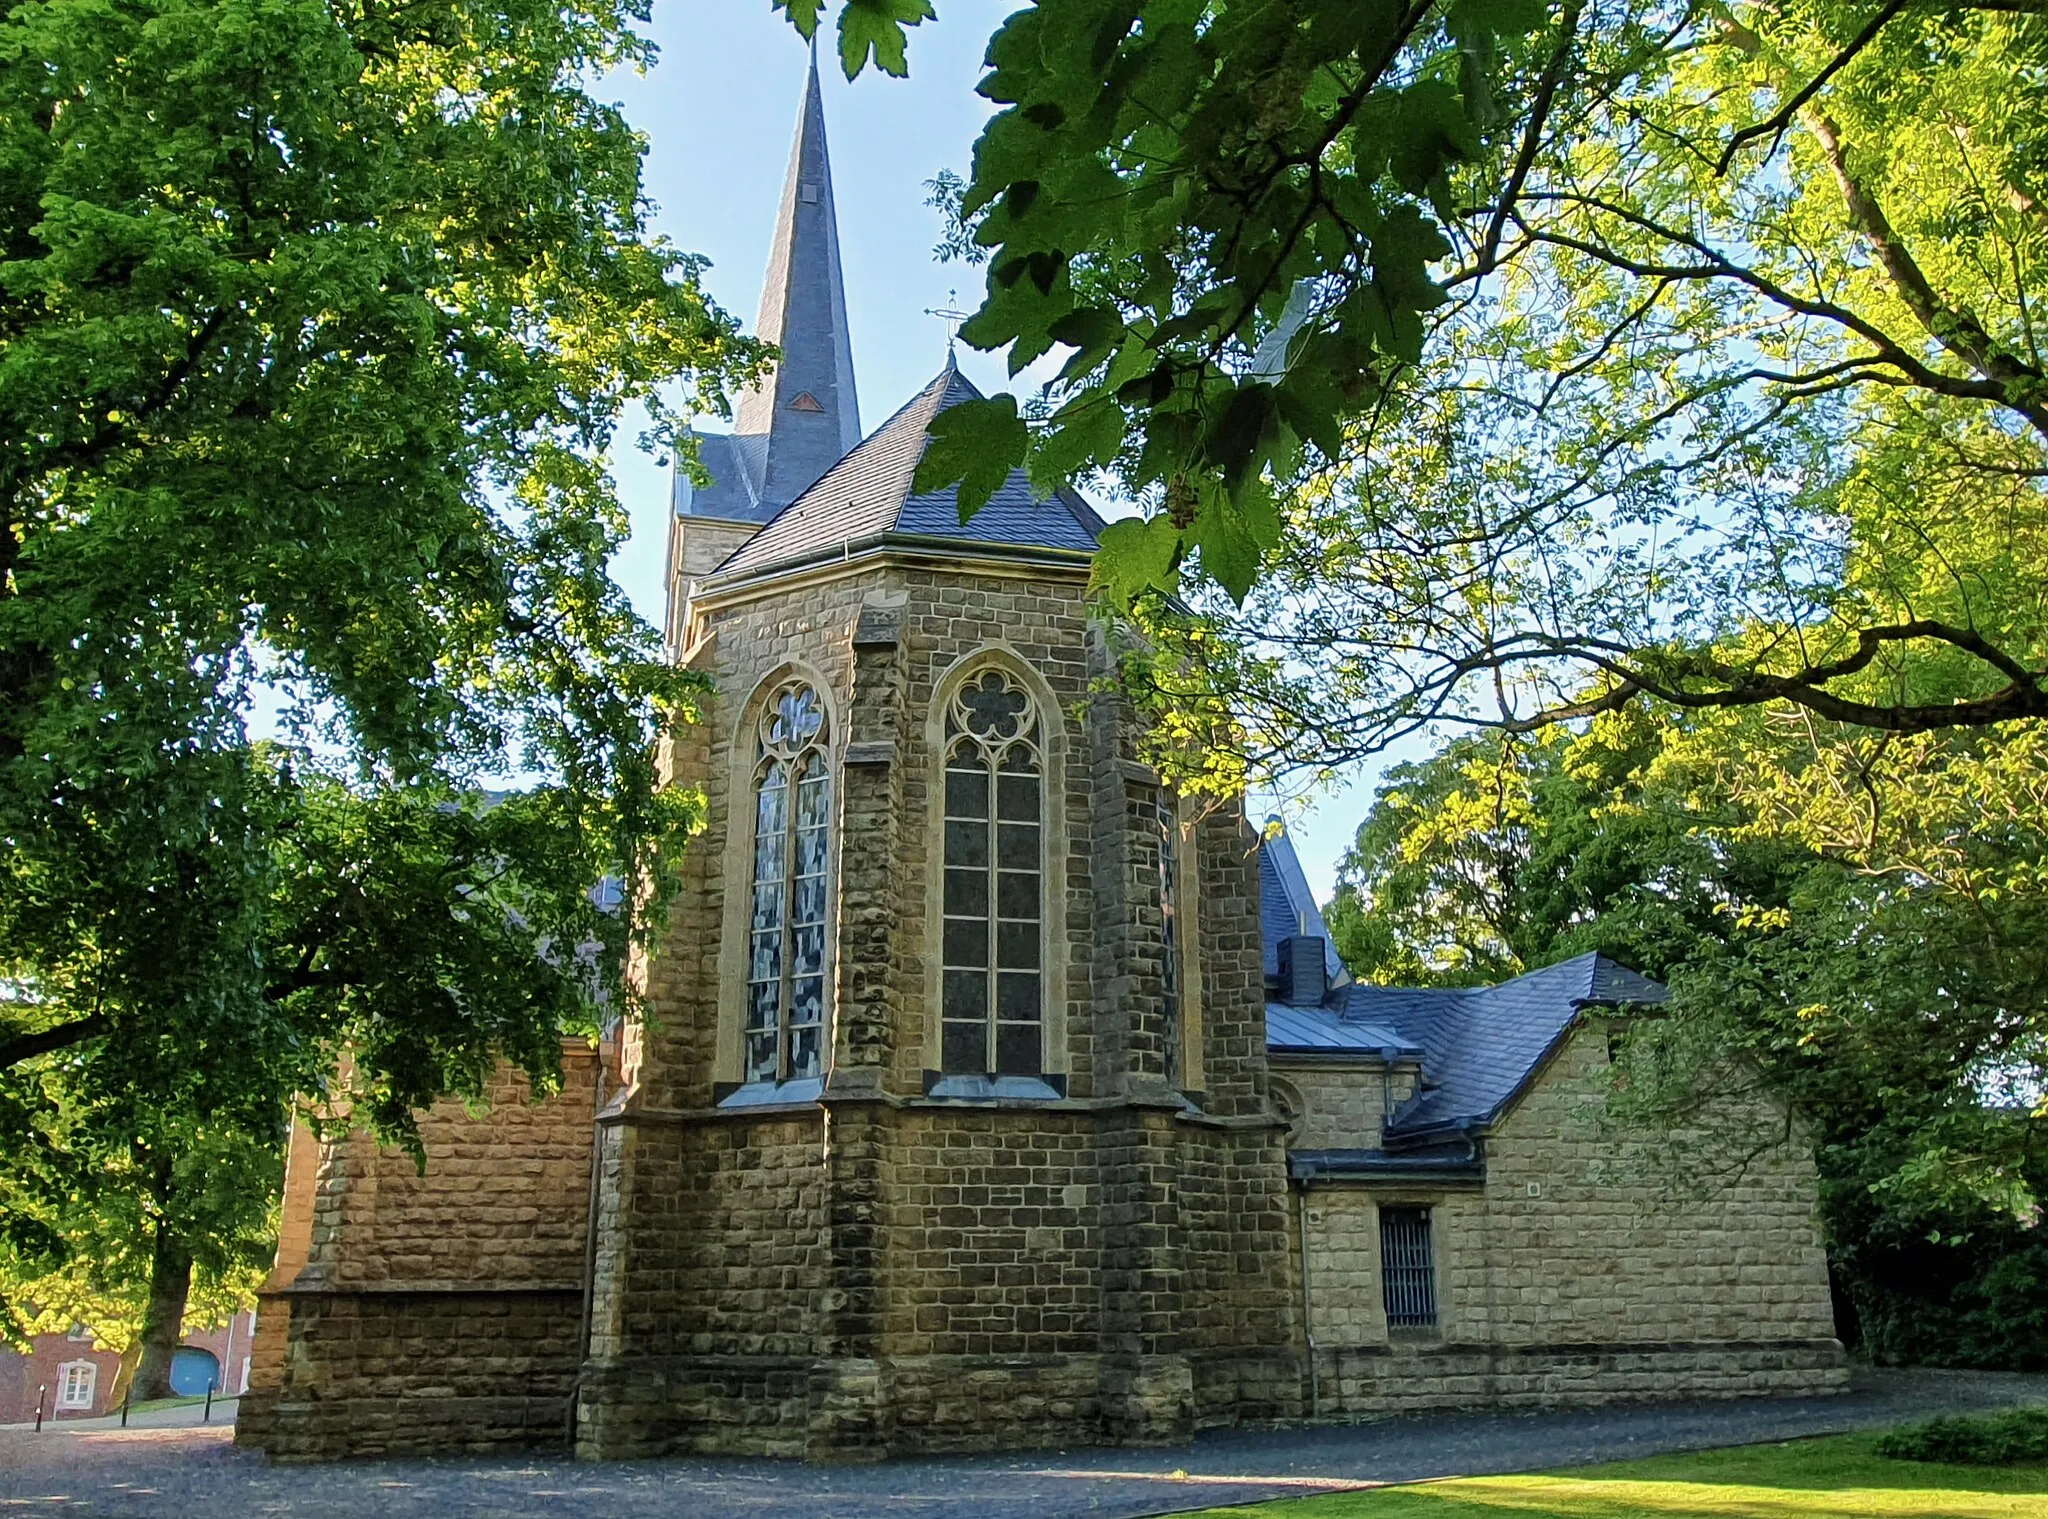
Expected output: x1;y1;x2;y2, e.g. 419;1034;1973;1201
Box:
940;669;1043;1075
1157;798;1182;1087
746;681;830;1084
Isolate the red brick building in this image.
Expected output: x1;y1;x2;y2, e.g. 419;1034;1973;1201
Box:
0;1310;255;1424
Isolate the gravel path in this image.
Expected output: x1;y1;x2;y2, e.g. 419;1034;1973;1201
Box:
2;1368;2044;1518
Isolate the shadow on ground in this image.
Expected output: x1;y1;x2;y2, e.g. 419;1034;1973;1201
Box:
1;1368;2044;1518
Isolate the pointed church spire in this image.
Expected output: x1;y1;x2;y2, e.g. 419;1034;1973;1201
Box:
732;46;861;512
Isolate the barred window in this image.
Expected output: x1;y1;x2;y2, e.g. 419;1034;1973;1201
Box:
1379;1206;1438;1328
745;682;831;1084
940;670;1042;1075
1157;798;1182;1087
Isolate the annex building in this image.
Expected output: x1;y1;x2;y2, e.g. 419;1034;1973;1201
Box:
236;57;1847;1463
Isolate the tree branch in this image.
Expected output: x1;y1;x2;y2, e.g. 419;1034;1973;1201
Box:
0;1014;110;1069
1497;620;2048;735
1807;110;2048;437
1715;0;1909;175
1480;0;1586;276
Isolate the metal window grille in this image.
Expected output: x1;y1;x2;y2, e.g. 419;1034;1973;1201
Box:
1379;1206;1437;1328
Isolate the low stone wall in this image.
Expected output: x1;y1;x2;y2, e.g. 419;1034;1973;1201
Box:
236;1286;583;1459
238;1044;602;1461
575;1353;816;1459
1311;1337;1849;1419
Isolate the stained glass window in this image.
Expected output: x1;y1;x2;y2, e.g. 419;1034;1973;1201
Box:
746;681;831;1083
941;669;1043;1075
1157;798;1182;1088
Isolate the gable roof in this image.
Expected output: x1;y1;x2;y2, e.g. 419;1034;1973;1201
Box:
1250;817;1669;1139
1256;824;1349;987
1339;952;1669;1143
706;363;1106;584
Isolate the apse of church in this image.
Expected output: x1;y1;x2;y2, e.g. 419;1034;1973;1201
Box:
235;51;1846;1465
583;393;1305;1457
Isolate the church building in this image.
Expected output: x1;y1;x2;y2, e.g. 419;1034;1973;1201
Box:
236;58;1847;1463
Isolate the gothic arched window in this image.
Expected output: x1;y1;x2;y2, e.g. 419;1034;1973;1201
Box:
940;669;1043;1075
1157;798;1182;1087
746;681;831;1084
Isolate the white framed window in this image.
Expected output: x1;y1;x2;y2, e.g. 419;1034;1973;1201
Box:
56;1359;96;1410
65;1322;92;1343
744;681;832;1084
940;669;1043;1075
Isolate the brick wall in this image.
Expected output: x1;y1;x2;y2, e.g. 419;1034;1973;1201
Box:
236;1042;602;1459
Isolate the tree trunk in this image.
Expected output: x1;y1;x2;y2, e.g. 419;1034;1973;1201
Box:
129;1223;193;1402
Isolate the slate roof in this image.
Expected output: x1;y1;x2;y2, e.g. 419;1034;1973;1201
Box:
1265;1001;1419;1060
1254;826;1668;1144
1256;824;1350;987
1352;953;1668;1141
675;51;860;524
707;363;1107;584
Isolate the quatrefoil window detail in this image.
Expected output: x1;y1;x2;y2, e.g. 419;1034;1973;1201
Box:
954;670;1031;742
763;684;825;752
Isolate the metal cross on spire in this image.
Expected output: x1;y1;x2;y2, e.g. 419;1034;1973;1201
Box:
924;290;970;362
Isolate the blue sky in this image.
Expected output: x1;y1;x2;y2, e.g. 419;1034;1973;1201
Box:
600;2;1385;899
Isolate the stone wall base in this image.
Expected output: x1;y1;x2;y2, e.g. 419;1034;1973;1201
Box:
576;1348;1307;1460
234;1286;583;1461
1310;1337;1850;1420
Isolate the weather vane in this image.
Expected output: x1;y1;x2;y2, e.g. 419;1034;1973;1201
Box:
924;290;970;356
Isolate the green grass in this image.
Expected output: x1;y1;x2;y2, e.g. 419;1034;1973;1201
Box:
1181;1432;2048;1519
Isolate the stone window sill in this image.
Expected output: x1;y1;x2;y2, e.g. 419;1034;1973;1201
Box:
920;1074;1064;1103
715;1076;824;1111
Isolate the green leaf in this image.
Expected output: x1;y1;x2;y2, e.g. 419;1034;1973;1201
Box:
772;0;824;40
913;394;1029;520
837;0;934;80
1094;513;1182;604
1028;394;1127;491
1188;482;1267;603
1202;381;1280;488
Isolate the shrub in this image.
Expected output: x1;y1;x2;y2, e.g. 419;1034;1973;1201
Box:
1877;1406;2048;1464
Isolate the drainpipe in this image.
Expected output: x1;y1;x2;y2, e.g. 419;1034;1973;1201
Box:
571;1046;610;1452
1295;1179;1320;1420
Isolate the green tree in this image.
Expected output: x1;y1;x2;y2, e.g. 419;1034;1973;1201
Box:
3;0;748;1386
2;0;743;1101
880;0;2048;760
1324;715;1813;986
2;751;650;1391
0;1069;279;1399
1330;715;2048;1364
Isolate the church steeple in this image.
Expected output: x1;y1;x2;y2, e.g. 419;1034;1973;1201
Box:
664;48;863;650
732;47;861;511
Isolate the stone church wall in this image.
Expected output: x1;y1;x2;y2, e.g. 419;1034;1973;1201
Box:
574;560;1307;1460
236;1044;602;1459
1297;1023;1845;1417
